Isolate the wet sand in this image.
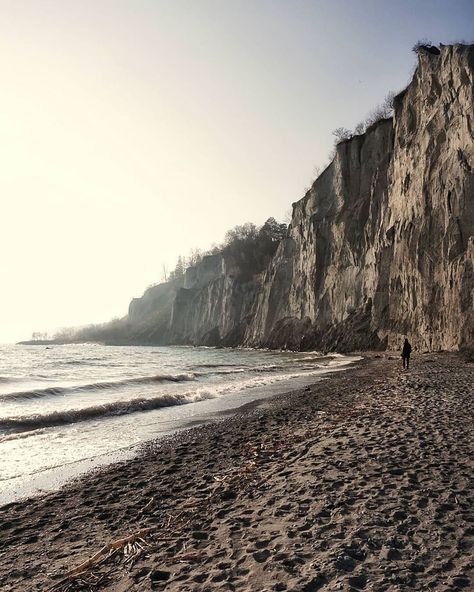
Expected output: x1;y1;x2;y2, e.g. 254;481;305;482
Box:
0;353;472;591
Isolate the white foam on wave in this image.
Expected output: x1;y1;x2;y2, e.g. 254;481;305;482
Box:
0;390;217;435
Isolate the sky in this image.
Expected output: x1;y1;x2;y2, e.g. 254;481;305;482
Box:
0;0;473;343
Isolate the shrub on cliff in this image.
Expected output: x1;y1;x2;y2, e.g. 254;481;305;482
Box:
224;222;259;245
222;218;287;279
412;39;438;54
165;218;287;285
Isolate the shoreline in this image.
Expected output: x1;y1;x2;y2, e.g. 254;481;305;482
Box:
1;353;472;591
0;352;361;508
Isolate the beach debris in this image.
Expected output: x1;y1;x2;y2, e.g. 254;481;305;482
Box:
50;572;111;592
213;475;229;483
141;495;156;513
48;528;154;591
47;433;296;591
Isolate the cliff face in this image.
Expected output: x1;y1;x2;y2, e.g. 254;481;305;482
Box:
378;44;473;350
169;254;260;346
128;252;262;346
245;118;394;351
127;44;474;351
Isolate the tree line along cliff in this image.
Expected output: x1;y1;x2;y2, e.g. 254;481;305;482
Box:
61;44;474;352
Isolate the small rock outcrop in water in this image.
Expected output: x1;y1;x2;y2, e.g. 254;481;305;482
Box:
76;44;474;352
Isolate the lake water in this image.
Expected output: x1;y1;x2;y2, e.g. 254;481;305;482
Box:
0;344;360;504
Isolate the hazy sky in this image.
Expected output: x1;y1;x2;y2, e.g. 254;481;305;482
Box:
1;0;472;343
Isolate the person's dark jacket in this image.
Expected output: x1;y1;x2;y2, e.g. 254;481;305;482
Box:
402;340;412;358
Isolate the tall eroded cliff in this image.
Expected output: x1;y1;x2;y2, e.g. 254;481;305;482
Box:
118;44;474;351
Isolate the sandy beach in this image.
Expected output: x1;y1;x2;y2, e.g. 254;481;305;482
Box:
0;353;473;591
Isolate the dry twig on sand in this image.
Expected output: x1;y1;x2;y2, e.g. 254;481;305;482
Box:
48;528;154;591
48;433;297;591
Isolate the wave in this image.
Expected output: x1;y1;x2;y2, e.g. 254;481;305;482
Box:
0;373;197;402
250;364;286;372
0;427;47;442
0;390;216;435
193;363;241;369
63;358;103;365
295;355;333;363
0;366;327;436
0;376;21;384
0;356;362;441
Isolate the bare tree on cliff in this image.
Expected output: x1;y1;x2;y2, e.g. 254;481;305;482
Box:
332;127;353;143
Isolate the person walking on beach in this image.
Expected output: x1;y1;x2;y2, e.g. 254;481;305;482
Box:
402;338;412;370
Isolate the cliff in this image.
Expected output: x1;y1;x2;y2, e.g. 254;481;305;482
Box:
96;44;474;352
126;234;279;346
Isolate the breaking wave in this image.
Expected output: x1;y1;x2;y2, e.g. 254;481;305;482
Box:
0;373;197;402
0;390;216;435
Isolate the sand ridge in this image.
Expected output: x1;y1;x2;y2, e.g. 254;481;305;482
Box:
0;353;472;591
